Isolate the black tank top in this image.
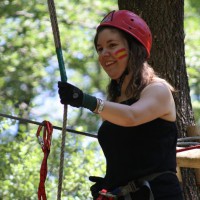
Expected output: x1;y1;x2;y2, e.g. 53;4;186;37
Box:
98;98;178;190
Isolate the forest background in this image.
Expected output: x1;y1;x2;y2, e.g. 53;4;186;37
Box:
0;0;200;199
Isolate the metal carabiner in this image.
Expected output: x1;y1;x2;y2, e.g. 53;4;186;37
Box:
37;136;44;148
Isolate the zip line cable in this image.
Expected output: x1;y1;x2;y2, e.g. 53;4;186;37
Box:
1;112;200;146
0;113;97;138
2;111;200;143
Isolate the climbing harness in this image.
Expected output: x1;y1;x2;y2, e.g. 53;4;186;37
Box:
96;171;176;200
36;121;53;200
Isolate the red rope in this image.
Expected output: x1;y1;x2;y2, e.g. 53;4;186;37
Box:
36;121;53;200
176;144;200;153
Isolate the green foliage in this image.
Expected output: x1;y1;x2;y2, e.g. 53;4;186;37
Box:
0;128;41;199
0;0;116;199
1;0;200;198
0;126;105;199
184;0;200;125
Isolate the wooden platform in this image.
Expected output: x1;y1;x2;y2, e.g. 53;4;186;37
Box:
177;148;200;168
176;147;200;185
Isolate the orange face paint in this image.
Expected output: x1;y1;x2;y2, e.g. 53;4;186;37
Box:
114;48;128;60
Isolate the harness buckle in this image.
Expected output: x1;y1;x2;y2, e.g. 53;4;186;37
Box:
98;189;117;199
114;180;139;197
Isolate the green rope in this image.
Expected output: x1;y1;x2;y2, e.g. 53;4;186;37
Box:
56;48;67;82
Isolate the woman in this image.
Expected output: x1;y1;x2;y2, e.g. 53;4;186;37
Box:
58;10;183;200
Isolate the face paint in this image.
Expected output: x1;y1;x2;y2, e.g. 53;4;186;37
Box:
114;48;128;60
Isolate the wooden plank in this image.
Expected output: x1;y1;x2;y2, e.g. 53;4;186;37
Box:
176;167;183;183
176;148;200;168
176;126;200;185
186;126;200;185
176;147;200;185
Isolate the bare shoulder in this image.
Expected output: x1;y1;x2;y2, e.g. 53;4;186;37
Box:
140;80;176;121
141;81;173;100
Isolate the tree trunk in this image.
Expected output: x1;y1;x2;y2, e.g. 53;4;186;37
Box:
118;0;200;199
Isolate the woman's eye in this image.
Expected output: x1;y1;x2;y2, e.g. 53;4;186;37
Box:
97;47;103;53
109;43;117;48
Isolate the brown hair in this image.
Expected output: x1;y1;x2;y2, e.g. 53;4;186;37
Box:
94;27;174;101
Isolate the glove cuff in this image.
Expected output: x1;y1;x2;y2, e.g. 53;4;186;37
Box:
82;93;97;112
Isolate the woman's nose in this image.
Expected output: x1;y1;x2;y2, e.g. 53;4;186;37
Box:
101;49;111;57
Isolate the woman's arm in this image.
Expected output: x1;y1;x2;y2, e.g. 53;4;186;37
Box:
99;82;176;127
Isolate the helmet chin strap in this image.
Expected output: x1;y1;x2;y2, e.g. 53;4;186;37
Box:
114;68;129;97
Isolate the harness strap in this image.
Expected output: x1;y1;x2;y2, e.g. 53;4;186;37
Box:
97;171;176;200
36;121;53;200
121;171;176;200
141;181;154;200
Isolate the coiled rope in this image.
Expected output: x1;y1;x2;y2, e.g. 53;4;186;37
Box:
177;136;200;153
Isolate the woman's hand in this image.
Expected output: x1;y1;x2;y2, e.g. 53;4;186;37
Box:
58;81;83;107
89;176;105;199
58;81;97;112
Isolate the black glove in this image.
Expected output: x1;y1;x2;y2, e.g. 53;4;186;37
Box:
58;81;83;107
58;81;97;111
89;176;104;199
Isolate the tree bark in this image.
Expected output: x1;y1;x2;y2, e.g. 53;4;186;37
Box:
118;0;200;199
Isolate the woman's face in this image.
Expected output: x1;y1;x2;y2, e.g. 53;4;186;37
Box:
96;28;129;80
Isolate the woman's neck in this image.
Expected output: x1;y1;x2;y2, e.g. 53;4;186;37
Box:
116;72;133;102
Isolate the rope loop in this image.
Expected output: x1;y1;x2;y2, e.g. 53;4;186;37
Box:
36;120;53;200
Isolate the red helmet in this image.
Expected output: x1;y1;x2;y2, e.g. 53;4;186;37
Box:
97;10;152;58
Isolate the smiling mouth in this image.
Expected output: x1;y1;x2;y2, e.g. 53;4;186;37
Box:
105;61;115;66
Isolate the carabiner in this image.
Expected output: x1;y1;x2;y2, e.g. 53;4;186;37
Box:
37;136;44;148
